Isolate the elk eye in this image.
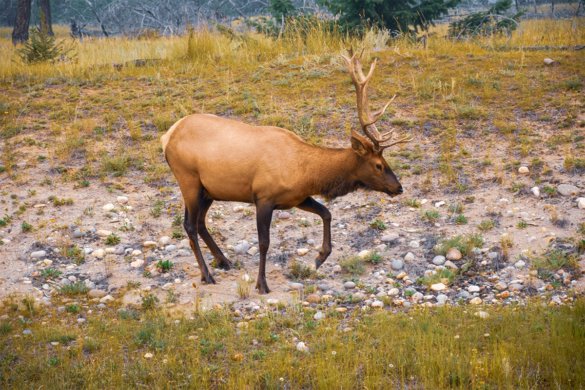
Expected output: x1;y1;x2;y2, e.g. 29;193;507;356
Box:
375;163;383;172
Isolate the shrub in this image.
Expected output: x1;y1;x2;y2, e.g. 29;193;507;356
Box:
17;28;75;64
449;0;522;39
340;256;365;276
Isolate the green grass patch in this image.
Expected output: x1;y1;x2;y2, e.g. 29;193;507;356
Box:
435;234;484;257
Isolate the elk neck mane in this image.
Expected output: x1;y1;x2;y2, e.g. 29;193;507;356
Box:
302;145;364;200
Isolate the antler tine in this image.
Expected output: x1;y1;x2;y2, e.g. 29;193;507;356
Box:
379;134;413;149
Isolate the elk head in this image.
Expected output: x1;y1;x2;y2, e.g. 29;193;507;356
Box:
342;49;412;197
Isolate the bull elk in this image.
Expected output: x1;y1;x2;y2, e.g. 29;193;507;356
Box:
161;50;411;294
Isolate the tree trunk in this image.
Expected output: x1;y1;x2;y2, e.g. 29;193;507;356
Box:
11;0;32;45
39;0;54;36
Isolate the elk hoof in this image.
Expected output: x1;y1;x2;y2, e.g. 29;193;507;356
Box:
201;273;216;284
218;259;233;270
256;280;270;294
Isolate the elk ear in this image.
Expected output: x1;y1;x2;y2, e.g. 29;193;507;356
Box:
351;136;370;157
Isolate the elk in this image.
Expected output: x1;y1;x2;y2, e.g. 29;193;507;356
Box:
161;50;411;294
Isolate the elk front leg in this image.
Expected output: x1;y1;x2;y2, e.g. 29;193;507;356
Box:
297;197;332;269
255;201;274;294
196;194;233;270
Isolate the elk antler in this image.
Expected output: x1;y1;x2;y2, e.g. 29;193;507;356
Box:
342;49;412;152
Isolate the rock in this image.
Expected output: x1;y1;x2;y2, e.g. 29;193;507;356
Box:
336;307;348;313
435;201;446;207
381;233;399;243
577;198;585;209
543;57;555;65
88;289;107;299
266;298;279;306
404;252;415;262
396;272;407;280
531;186;540;197
100;295;114;303
432;256;445;265
296;341;309;353
289;282;304;291
470;297;482;305
357;250;371;259
343;281;356;289
117;196;129;204
306;294;321;304
436;294;448;305
31;250;47;259
475;311;489;319
411;292;423;303
165;245;177;252
234;241;250;255
42;259;53;266
96;230;112;237
103;203;115;212
144;353;154;359
444;261;459;270
77;318;86;324
446;248;462;261
131;249;142;257
371;300;384;308
130;259;144;268
177;249;191;257
247;247;258;256
23;329;32;335
143;241;157;248
557;184;579;196
431;283;447;291
236;321;248;329
467;285;480;293
494;282;507;291
277;211;292;220
487;252;499;260
509;283;523;292
68;275;77;282
92;249;106;259
159;236;171;246
314;311;325;320
518;166;529;174
391;259;404;271
296;248;310;256
388;288;400;296
408;240;420;249
514;260;526;269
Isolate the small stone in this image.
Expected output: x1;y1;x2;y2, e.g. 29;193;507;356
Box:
159;236;171;246
117;196;129;204
177;249;191;257
165;245;177;252
23;329;32;335
404;252;415;262
576;197;585;209
543;57;555;65
96;230;112;237
236;321;249;329
31;250;47;259
467;285;480;293
357;250;371;259
518;166;529;174
143;241;157;248
289;282;304;291
431;283;447;291
277;211;292;220
411;292;423;303
446;248;462;261
557;184;579;196
77;318;86;324
266;298;279;306
306;294;321;304
296;341;309;353
100;295;114;303
344;281;356;289
495;282;507;291
509;283;523;292
314;311;325;320
247;247;258;256
531;186;540;197
381;233;399;243
444;261;459;270
92;249;105;259
499;291;510;299
297;248;310;256
42;259;53;266
487;252;499;260
103;203;115;212
234;241;250;254
335;307;348;313
131;249;142;257
391;259;404;271
470;297;482;305
371;300;384;308
408;240;420;249
130;259;144;268
432;256;445;265
388;288;400;296
514;260;526;269
435;201;446;207
475;311;489;319
144;353;154;359
436;294;448;305
88;289;107;299
396;272;407;280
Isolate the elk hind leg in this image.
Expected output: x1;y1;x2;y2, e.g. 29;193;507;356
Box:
196;194;233;270
183;190;215;284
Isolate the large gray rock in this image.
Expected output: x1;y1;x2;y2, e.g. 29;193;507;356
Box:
557;184;580;196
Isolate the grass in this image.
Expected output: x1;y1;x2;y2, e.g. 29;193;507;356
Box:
418;268;457;287
156;260;173;273
0;298;584;388
435;234;484;257
58;281;89;296
340;256;366;276
288;260;317;280
105;233;121;246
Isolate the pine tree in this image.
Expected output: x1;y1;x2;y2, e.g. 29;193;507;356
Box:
318;0;460;34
